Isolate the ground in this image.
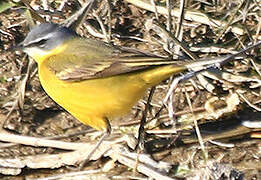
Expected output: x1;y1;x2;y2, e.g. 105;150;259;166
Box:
0;0;260;179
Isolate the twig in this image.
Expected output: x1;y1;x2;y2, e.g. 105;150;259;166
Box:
125;0;245;35
3;57;35;127
93;12;109;42
0;132;175;179
153;20;198;60
250;57;261;77
30;169;106;180
62;0;95;30
105;0;112;41
184;86;208;160
150;0;159;20
215;1;244;42
0;132;87;150
174;0;185;55
20;0;46;23
208;140;234;148
166;0;172;31
109;146;175;180
175;0;185;38
237;91;261;111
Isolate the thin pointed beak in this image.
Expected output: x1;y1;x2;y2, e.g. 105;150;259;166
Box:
6;42;25;52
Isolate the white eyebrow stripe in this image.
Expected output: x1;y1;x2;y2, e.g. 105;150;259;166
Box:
24;33;54;46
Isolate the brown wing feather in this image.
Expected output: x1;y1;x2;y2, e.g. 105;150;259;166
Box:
45;38;185;81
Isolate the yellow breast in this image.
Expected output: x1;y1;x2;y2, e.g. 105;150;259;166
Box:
38;62;149;130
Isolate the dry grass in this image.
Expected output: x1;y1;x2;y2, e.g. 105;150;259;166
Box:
0;0;260;179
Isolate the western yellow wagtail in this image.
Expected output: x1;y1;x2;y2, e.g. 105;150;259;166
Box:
14;23;259;162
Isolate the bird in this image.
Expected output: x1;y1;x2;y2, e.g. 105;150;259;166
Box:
15;23;239;154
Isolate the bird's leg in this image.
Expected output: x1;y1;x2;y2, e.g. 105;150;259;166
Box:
78;118;111;170
135;87;155;152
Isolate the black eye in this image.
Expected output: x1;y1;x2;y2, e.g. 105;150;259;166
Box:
35;39;47;47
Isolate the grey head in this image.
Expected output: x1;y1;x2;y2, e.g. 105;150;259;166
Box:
19;23;77;51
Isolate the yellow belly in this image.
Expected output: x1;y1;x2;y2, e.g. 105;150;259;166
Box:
38;61;186;130
38;64;150;130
